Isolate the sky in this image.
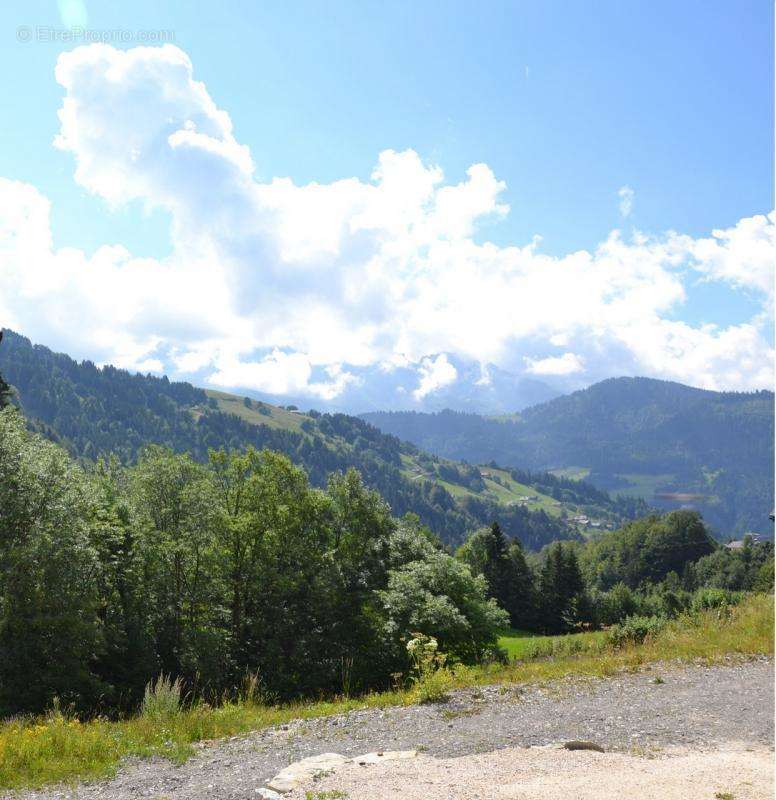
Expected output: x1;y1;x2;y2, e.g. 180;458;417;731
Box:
0;0;773;408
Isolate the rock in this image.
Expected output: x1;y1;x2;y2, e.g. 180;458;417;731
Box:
355;750;418;765
255;789;283;799
267;752;348;793
563;740;606;753
267;749;418;792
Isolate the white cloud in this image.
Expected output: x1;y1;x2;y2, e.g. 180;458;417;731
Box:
525;352;585;376
475;363;492;386
208;349;358;400
683;211;775;299
413;354;458;400
618;185;634;218
0;43;773;401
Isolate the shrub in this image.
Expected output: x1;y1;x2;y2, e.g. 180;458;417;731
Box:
598;582;637;624
413;667;455;704
141;675;184;719
690;588;740;614
407;634;452;703
607;615;666;648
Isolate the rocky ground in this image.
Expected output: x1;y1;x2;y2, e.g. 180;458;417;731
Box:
12;657;774;800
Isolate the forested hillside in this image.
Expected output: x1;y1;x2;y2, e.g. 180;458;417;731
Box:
363;378;775;538
0;331;643;549
2;402;770;721
0;333;771;721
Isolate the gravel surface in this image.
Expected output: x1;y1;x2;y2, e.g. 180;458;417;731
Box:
287;744;774;800
12;657;773;800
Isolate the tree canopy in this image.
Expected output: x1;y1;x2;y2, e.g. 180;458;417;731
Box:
0;408;507;716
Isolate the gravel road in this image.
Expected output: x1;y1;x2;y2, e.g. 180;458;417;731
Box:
288;744;774;800
12;657;773;800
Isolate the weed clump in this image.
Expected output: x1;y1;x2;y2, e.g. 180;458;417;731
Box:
407;634;453;703
141;675;184;719
607;615;667;647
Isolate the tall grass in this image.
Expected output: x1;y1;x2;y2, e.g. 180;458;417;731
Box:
141;674;184;719
0;594;771;791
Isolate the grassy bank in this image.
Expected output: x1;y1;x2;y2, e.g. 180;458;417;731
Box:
0;594;772;791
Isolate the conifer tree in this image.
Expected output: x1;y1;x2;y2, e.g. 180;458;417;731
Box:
538;542;590;633
0;374;10;409
0;331;11;408
538;543;565;633
457;522;537;629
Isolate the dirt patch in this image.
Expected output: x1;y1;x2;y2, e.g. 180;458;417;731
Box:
289;743;773;800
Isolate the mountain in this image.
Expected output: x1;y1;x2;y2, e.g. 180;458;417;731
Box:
0;330;644;549
204;354;561;415
363;377;775;538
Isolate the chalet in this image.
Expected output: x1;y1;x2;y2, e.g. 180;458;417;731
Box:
726;533;762;550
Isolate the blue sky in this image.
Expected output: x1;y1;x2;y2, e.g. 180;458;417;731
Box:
0;0;773;408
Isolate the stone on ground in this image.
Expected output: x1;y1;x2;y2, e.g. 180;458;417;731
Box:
268;749;417;792
267;752;349;793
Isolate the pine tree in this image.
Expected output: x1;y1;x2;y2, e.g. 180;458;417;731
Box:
0;374;10;408
505;538;537;628
561;547;585;599
481;521;509;600
537;543;591;633
456;522;538;629
0;331;11;408
560;547;590;629
538;543;565;633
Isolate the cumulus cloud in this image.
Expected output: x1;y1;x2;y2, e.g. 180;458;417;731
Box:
525;352;585;376
618;185;634;218
208;349;358;400
0;43;773;401
683;211;776;300
413;354;458;400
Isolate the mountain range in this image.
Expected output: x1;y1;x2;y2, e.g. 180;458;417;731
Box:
205;354;562;415
0;330;645;550
363;378;775;538
2;329;771;541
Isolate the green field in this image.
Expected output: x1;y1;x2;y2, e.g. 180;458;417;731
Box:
205;389;309;434
549;466;591;482
429;465;566;517
482;467;563;516
611;472;676;500
497;628;607;660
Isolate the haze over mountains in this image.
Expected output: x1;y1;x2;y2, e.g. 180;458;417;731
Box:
188;354;563;415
